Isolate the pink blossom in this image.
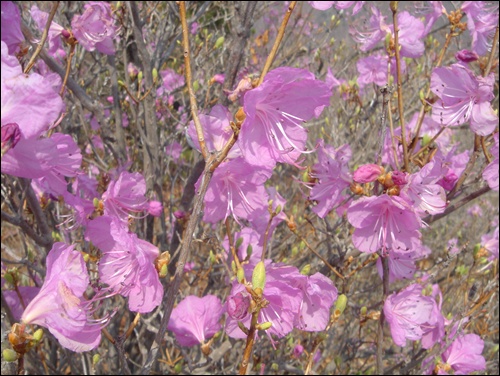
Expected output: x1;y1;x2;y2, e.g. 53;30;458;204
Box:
391;11;425;58
293;272;338;332
187;104;241;159
455;49;479;63
430;63;497;136
309;140;352;218
436;148;470;191
102;171;149;222
353;164;383;183
415;1;445;36
1;122;21;156
357;54;388;88
462;2;499;55
482;132;498;191
376;244;431;283
1;42;65;141
248;186;287;240
2;133;82;197
240;67;332;168
160;68;185;93
3;285;40;322
85;216;163;313
482;226;498;260
1;2;24;55
225;263;303;341
71;2;119;55
227;291;251;321
148;200;163;217
420;284;446;350
293;344;304;358
30;5;65;57
308;1;335;11
223;227;263;265
349;6;388;52
440;333;486;374
21;243;110;352
334;1;365;15
347;194;422;254
384;283;438;347
197;157;271;224
399;159;448;215
325;67;346;91
168;295;224;347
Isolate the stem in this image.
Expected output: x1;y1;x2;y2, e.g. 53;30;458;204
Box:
484;26;499;77
24;1;60;74
257;1;297;86
390;3;409;172
225;218;242;271
59;43;75;97
376;254;390;375
448;135;481;200
239;311;259;375
178;1;208;159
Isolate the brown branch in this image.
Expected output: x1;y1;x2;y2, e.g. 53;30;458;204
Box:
24;1;60;74
257;1;297;86
390;2;409;172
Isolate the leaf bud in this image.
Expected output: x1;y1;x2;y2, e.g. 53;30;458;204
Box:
33;329;44;342
152;68;158;82
237;267;245;284
335;294;347;315
256;321;272;331
214;36;224;49
2;349;18;362
235;236;244;249
252;261;266;291
300;264;311;275
92;354;100;365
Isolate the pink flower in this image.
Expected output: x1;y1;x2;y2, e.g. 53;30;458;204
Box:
347;194;422;254
186;104;241;159
148;200;163;217
353;164;383;183
168;295;224;347
240;67;332;168
376;244;431;283
2;133;82;197
391;11;425;58
309;140;352;218
197;157;271;224
3;286;40;322
1;122;21;156
455;49;479;63
384;283;438;347
430;63;497;136
483;132;498;191
440;333;486;374
334;1;365;15
30;5;65;57
102;171;149;222
85;216;163;313
415;1;445;36
293;272;338;332
71;2;119;55
399;159;448;215
1;2;24;55
356;54;388;88
349;6;388;52
325;67;347;91
1;42;65;141
160;68;185;93
225;263;303;341
462;1;499;55
21;243;110;352
308;1;335;10
227;291;251;321
482;226;499;260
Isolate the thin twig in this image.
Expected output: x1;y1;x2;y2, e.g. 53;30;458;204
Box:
178;1;208;159
376;255;390;375
390;2;409;172
24;1;60;74
257;1;297;86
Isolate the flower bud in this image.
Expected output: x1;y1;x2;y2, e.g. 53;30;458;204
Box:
227;292;250;320
353;164;383;183
252;261;266;291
